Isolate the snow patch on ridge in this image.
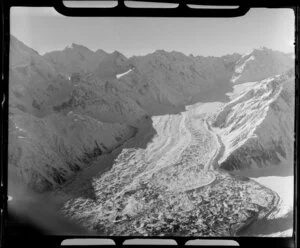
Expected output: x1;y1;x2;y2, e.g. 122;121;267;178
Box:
231;55;255;83
116;68;133;79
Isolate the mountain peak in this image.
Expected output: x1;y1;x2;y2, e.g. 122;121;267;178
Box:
10;35;40;55
111;50;127;59
65;43;91;52
154;49;166;53
95;49;108;55
112;50;122;55
251;46;273;54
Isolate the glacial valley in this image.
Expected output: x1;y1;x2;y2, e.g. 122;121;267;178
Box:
8;35;295;237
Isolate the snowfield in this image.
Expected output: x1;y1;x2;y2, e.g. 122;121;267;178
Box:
116;68;133;79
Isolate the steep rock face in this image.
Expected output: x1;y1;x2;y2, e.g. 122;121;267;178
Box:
44;43;108;77
8;107;136;192
8;36;141;192
212;70;294;171
92;51;132;80
115;51;240;115
52;74;149;127
9;36;72;117
9;35;295;193
231;47;293;84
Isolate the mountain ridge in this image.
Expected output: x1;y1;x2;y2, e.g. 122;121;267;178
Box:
212;69;294;174
8;35;295;237
8;35;294;194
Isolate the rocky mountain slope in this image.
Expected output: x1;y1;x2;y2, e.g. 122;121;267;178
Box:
8;35;294;195
41;49;240;117
8;35;295;237
9;36;72;118
8;36;144;192
120;51;237;109
9;107;136;192
212;69;294;173
44;44;108;77
231;47;293;84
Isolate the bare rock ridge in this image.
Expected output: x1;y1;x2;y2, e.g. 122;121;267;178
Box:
9;35;294;194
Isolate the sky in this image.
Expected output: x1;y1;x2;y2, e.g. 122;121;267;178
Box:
10;6;295;58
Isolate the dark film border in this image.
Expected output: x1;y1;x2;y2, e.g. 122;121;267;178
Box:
0;1;298;247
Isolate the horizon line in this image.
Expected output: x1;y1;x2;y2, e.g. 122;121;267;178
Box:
11;34;294;60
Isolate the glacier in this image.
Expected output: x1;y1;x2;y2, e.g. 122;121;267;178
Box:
8;35;295;237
